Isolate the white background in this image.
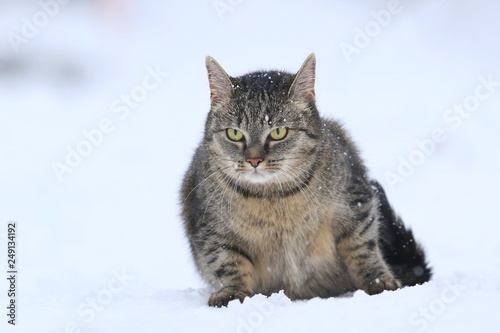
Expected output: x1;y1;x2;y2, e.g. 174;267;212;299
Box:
0;0;499;332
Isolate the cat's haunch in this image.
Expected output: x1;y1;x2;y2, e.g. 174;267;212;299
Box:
181;54;431;307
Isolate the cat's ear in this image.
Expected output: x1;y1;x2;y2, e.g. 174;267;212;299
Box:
288;53;316;103
206;56;233;105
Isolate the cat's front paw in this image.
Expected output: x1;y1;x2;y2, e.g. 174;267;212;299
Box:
208;287;251;307
363;273;401;295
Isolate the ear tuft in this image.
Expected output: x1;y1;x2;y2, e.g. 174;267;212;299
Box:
205;56;233;105
288;53;316;103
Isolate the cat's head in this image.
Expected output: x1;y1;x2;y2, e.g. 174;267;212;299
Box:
204;54;322;195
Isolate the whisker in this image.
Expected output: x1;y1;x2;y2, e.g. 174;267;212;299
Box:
182;166;232;203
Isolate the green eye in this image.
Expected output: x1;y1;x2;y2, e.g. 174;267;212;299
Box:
269;128;288;141
226;128;244;141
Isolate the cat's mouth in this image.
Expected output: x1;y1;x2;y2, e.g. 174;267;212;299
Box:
239;168;276;184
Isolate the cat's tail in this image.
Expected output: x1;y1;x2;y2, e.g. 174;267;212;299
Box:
371;180;432;287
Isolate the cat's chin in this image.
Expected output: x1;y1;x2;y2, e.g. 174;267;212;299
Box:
240;170;276;184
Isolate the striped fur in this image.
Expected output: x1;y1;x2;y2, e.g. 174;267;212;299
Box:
181;54;431;307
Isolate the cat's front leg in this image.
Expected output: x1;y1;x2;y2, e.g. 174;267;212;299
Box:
337;234;400;294
336;209;401;295
202;245;255;307
209;285;251;307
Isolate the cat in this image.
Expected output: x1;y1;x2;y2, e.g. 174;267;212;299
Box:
181;54;431;307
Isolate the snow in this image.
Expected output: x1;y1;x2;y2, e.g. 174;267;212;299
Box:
1;0;499;332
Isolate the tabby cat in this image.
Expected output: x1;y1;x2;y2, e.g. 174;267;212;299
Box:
181;54;431;307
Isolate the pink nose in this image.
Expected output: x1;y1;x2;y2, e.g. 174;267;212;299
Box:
246;158;263;168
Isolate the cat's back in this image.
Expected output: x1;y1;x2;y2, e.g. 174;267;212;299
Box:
319;117;369;184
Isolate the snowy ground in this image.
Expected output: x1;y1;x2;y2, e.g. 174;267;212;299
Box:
1;0;499;332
